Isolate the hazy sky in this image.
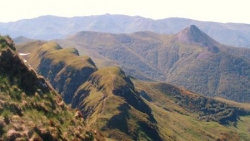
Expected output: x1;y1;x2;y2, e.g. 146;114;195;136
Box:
1;0;250;23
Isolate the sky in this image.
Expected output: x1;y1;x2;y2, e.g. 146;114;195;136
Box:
1;0;250;24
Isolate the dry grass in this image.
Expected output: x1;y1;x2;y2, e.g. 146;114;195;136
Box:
215;97;250;110
0;36;104;141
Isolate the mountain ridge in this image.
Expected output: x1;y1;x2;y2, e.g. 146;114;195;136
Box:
53;25;250;102
0;35;105;140
16;40;164;140
15;37;250;140
2;14;250;47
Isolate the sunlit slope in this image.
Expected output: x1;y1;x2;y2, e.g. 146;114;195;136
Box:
16;38;250;140
133;79;250;141
59;25;250;102
17;41;97;104
72;67;162;141
0;36;104;140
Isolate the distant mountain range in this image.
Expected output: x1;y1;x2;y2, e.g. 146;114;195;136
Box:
2;14;250;47
52;25;250;103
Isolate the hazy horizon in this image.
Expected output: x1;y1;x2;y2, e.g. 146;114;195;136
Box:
1;14;249;25
1;0;250;24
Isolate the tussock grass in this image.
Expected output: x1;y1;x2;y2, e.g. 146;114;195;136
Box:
0;36;104;140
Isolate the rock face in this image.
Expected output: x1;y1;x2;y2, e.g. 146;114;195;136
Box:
0;36;104;140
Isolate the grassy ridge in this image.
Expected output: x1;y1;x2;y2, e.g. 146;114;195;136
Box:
16;38;250;140
17;41;98;104
72;67;162;141
0;36;104;140
58;26;250;102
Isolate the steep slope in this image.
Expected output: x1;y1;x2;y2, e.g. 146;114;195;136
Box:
72;67;162;141
58;25;250;102
133;80;250;141
17;40;163;140
17;41;98;104
167;25;250;101
0;36;104;140
173;25;219;51
2;14;250;47
133;80;248;124
57;31;167;81
15;38;250;140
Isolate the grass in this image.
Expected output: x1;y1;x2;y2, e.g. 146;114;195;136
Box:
0;37;104;141
236;116;250;140
1;76;71;139
65;62;250;140
134;79;250;140
17;41;97;70
13;34;250;140
148;95;250;141
5;87;100;140
60;30;250;103
72;67;162;141
0;74;90;140
16;40;98;104
18;41;61;69
215;97;250;110
45;47;96;70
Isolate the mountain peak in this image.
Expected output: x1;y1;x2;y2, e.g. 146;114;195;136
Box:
174;25;219;52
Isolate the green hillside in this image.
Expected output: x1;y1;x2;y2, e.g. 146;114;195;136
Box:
0;36;104;140
55;25;250;102
17;41;97;104
133;80;250;141
16;38;250;140
17;41;163;140
72;67;162;140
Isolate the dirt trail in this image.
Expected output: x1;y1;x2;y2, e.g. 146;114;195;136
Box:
88;71;116;126
99;71;116;114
